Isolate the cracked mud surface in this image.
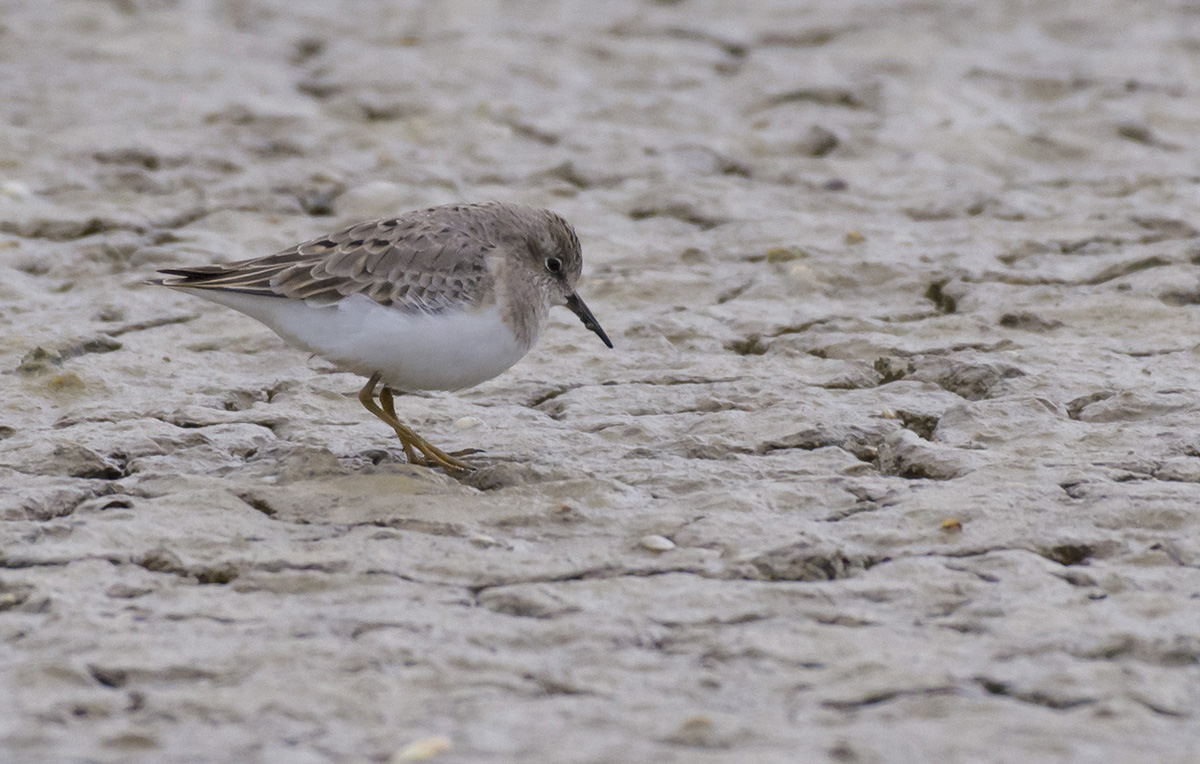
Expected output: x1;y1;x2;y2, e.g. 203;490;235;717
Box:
3;1;1200;762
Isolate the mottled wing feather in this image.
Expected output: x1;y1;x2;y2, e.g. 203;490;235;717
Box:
158;206;502;314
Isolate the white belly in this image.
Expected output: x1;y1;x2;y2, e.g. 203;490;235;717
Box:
180;290;535;391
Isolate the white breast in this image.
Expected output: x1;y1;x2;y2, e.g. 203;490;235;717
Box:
178;290;537;392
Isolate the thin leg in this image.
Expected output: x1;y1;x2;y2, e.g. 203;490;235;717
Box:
357;373;472;473
357;373;417;462
381;387;485;459
374;384;420;464
378;386;474;470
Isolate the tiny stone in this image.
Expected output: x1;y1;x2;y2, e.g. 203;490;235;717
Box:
106;584;153;599
48;372;85;391
1116;121;1154;144
552;504;587;523
640;534;676;552
0;181;31;199
95;305;126;322
841;462;875;475
137;547;186;574
17;346;62;374
469;533;500;548
764;246;806;263
0;591;27;611
454;416;484;430
665;715;717;747
941;518;964;533
796;124;838;157
392;736;452;761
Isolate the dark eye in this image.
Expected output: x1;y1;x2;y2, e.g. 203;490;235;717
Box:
545;256;563;274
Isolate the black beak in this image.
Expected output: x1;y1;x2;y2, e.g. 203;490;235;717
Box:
565;292;613;349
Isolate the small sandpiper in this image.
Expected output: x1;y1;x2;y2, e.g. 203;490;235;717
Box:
153;201;612;472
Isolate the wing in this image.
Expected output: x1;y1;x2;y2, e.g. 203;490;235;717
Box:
155;206;501;314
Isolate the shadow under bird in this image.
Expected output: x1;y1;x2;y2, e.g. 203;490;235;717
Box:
152;201;612;473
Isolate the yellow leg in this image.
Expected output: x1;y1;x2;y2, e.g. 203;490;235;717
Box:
357;373;472;473
381;389;484;460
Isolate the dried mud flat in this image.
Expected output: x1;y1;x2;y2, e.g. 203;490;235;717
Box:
3;1;1200;762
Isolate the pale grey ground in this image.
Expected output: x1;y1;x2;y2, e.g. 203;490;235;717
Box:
2;1;1200;762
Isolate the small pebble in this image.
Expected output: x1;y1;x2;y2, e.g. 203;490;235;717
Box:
48;372;85;391
640;534;676;552
764;246;806;263
941;518;963;533
392;736;452;761
17;346;62;374
789;262;814;278
553;504;586;523
469;533;500;548
94;305;126;322
454;416;484;430
0;180;31;200
666;715;717;747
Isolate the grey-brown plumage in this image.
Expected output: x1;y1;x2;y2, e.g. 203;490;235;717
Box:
168;203;534;298
153;201;612;473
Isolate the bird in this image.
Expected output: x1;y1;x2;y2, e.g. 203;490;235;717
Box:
152;201;612;473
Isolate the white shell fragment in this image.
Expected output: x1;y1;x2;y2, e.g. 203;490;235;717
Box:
392;736;452;761
640;534;676;552
468;533;501;548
